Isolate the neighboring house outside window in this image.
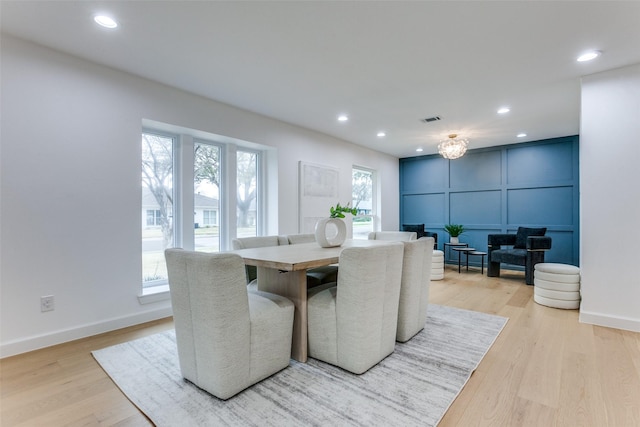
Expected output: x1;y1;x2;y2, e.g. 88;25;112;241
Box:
142;189;175;228
202;210;217;226
193;193;219;227
146;209;162;226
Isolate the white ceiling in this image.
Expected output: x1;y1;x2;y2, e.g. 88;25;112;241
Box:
2;1;639;158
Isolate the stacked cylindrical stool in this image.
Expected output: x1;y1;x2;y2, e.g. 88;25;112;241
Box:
533;263;581;309
431;250;444;280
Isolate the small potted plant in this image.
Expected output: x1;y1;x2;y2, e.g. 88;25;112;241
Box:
329;202;358;218
444;224;465;244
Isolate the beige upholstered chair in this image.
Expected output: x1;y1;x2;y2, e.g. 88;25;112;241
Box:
165;249;294;400
307;243;404;374
367;231;417;241
231;235;289;287
231;235;289;249
396;238;434;342
285;233;316;245
286;233;339;286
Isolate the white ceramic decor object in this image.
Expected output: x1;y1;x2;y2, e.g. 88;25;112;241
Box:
315;218;346;248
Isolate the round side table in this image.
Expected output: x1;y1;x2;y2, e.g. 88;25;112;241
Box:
452;247;476;273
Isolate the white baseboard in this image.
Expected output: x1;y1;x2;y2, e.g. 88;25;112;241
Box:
579;310;640;333
0;307;173;358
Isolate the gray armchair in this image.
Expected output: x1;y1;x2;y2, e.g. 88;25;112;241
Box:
165;249;294;400
487;227;552;285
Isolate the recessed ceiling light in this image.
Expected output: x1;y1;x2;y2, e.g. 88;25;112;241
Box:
337;115;349;122
416;148;423;152
517;133;527;138
577;50;601;62
377;132;386;137
94;15;118;29
497;107;510;114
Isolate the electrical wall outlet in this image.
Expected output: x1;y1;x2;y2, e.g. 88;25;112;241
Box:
41;295;55;312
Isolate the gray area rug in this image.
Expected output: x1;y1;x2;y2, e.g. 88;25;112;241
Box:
93;304;507;427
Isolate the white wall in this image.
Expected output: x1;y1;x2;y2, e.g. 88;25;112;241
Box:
579;63;640;332
0;36;399;356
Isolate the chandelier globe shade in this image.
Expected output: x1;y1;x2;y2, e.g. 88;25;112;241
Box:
438;134;469;159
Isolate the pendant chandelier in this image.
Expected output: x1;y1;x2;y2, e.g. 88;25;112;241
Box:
438;134;469;160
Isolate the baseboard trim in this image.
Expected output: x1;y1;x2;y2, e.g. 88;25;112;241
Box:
579;310;640;333
0;307;173;358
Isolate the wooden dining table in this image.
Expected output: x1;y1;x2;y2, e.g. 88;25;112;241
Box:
230;238;393;362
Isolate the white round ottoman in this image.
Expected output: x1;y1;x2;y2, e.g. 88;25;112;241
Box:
431;250;444;280
534;263;581;309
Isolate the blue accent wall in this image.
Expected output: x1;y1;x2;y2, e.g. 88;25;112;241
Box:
399;136;579;267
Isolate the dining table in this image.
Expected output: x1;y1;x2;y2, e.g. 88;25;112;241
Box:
230;238;393;362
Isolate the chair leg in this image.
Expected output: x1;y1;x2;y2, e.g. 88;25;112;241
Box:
526;251;545;285
525;263;535;285
487;261;501;277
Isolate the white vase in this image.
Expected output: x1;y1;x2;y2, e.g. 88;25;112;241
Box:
450;236;459;244
315;217;347;248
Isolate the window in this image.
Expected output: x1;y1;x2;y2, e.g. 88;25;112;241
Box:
352;167;375;239
141;126;264;293
202;210;217;226
141;132;174;285
194;141;221;253
237;150;259;237
146;209;162;226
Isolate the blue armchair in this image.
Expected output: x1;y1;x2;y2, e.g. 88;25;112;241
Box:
487;227;552;285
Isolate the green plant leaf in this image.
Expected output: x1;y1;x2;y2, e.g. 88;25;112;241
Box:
444;223;465;237
328;202;357;218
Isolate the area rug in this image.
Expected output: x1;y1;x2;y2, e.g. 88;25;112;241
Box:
93;304;507;427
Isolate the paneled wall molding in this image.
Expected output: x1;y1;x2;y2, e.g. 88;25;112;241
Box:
400;136;579;267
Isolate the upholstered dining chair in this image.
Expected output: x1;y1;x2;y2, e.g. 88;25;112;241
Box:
396;237;434;342
286;233;339;286
165;249;294;400
367;231;417;241
285;233;315;245
307;243;404;374
231;235;289;287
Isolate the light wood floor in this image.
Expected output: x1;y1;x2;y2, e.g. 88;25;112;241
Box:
2;266;639;426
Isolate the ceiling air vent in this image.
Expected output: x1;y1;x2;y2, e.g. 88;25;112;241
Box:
421;116;441;123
